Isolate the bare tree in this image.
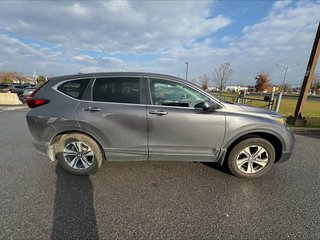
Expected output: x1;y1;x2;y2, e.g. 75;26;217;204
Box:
198;74;210;90
255;72;270;94
0;71;23;83
213;62;234;92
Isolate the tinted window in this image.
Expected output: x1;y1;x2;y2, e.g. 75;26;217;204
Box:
0;84;10;89
149;79;209;108
92;77;140;104
57;79;89;99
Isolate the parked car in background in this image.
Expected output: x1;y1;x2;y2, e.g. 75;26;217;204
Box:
6;84;35;102
10;84;34;96
20;86;38;102
0;83;12;93
26;72;295;178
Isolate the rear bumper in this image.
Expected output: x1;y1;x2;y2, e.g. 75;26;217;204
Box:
32;140;48;155
33;140;56;161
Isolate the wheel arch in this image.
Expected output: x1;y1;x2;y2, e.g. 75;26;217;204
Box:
218;131;283;165
48;130;107;161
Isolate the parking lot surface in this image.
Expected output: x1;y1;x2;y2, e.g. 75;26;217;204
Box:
0;108;320;239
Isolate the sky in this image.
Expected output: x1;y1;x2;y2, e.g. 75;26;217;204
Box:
0;0;319;87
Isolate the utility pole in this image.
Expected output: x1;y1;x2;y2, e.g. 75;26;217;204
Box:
185;61;189;81
288;22;320;126
276;63;299;92
281;65;289;92
275;63;296;112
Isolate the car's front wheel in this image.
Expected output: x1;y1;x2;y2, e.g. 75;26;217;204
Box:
55;133;103;175
227;138;275;178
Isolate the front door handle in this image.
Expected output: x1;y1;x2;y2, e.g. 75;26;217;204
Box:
149;110;168;115
83;107;101;112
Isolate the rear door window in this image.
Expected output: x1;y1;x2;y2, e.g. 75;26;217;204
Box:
57;79;90;99
92;77;140;104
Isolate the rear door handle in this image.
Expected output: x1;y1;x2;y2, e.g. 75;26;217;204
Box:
149;110;168;115
83;107;101;112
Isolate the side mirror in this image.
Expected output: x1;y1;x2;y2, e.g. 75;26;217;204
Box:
203;100;219;112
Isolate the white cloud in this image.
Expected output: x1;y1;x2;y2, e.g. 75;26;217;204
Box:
73;55;97;64
101;57;124;64
79;66;102;73
226;1;320;85
0;34;39;57
271;0;293;13
0;1;229;54
0;0;319;87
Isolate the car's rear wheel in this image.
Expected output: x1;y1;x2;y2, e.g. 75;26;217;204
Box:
227;138;275;178
55;133;103;175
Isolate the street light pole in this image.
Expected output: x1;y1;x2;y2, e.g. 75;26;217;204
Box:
185;61;188;81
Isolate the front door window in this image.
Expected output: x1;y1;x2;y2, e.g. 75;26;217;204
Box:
149;79;209;108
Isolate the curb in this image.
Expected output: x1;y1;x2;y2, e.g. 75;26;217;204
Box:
289;127;320;134
0;104;25;107
0;93;21;105
0;105;27;111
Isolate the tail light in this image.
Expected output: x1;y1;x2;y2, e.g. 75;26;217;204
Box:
26;97;49;108
25;81;50;108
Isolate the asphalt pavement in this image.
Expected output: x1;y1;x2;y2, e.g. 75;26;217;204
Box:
0;108;320;239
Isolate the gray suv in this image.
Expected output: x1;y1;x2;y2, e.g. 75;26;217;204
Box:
26;72;295;178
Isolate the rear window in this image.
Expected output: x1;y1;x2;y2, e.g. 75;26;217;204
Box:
57;79;89;99
92;77;140;104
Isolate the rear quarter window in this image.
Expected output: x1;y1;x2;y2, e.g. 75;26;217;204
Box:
57;79;90;99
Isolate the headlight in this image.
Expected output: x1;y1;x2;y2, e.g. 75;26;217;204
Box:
273;116;286;125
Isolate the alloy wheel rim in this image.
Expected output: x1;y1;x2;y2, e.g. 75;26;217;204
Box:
236;145;269;174
63;141;94;170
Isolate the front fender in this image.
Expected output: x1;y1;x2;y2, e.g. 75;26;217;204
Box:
216;113;295;165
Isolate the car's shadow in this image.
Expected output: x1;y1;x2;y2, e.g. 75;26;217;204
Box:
50;164;99;240
200;162;233;176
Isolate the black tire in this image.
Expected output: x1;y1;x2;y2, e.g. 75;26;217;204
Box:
55;133;104;175
227;138;275;179
18;94;24;103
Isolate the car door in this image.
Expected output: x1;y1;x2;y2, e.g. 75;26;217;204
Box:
75;76;148;161
147;77;226;162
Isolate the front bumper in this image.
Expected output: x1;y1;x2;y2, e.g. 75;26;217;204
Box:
277;128;295;163
277;151;293;163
